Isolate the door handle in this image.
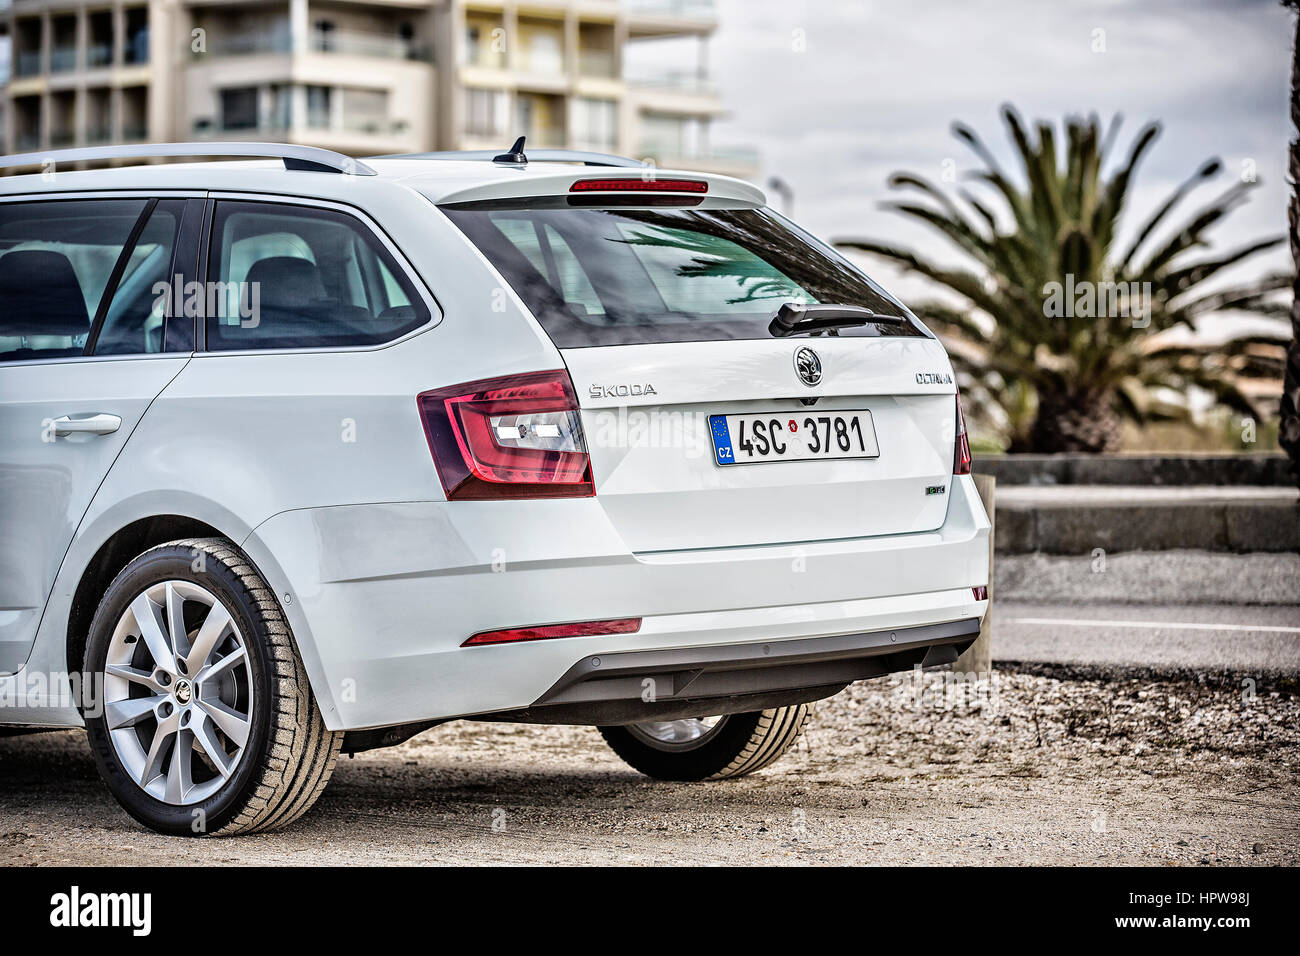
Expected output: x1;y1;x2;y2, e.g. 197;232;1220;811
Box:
50;413;122;437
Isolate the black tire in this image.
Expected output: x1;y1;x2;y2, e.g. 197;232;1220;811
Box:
82;537;341;836
598;705;810;781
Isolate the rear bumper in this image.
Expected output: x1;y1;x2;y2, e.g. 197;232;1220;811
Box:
493;617;980;725
241;474;990;730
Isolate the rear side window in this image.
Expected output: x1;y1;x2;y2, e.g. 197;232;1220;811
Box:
0;199;147;362
441;204;921;347
206;201;430;351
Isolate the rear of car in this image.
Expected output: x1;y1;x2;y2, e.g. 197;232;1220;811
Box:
379;170;991;729
1;152;988;835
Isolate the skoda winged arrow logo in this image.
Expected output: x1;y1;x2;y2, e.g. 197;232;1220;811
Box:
794;346;822;387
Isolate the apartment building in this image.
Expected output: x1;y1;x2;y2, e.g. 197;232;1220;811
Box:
0;0;757;178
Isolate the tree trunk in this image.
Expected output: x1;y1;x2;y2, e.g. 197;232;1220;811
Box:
1280;7;1300;487
1028;388;1122;453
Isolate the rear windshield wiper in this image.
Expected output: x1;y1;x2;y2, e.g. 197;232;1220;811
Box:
768;302;909;337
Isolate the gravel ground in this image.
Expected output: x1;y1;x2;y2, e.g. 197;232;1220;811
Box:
1;666;1296;866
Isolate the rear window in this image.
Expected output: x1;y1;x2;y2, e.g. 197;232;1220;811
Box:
441;204;923;347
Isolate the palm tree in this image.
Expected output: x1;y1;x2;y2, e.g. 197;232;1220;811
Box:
836;106;1290;453
1280;0;1300;484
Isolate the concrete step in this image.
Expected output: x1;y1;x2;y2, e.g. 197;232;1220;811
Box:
995;550;1300;605
994;485;1300;554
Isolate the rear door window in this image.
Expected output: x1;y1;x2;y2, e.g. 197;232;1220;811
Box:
441;204;921;347
0;199;148;362
205;201;430;351
92;200;185;356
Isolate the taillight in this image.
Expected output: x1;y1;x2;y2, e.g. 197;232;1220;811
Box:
972;586;988;601
569;178;708;193
418;370;594;500
953;393;972;476
463;617;642;647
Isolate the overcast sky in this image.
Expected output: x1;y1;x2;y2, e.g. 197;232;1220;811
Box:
690;0;1292;297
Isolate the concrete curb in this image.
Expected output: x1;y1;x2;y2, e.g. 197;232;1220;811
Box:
975;453;1294;486
994;487;1300;554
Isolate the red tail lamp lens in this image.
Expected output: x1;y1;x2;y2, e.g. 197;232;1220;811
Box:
418;370;594;500
954;394;972;476
464;618;642;647
972;586;988;601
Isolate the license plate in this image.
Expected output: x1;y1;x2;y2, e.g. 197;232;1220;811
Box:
709;410;880;465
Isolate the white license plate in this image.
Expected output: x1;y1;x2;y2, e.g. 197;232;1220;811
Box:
709;410;880;465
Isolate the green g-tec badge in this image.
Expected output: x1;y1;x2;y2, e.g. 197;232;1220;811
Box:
925;484;947;496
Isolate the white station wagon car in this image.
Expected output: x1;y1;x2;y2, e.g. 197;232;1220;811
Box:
0;141;988;836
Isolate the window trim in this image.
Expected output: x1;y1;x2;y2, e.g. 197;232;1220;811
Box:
195;191;442;357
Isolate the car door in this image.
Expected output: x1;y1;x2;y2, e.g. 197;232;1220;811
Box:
0;195;198;676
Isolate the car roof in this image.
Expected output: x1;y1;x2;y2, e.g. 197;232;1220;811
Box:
0;156;767;207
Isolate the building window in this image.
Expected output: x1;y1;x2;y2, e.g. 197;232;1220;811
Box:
314;19;337;52
306;86;332;129
270;85;293;131
124;7;150;65
464;88;507;137
640;112;702;160
221;88;259;131
520;25;562;74
573;98;618;152
342;89;388;134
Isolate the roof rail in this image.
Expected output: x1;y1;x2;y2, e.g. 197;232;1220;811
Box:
374;147;647;168
0;142;377;176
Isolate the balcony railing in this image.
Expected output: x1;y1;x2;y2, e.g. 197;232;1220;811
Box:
196;30;430;62
312;30;431;62
195;118;412;139
342;118;411;136
627;70;715;94
201;34;292;57
638;141;759;168
87;44;114;68
624;0;715;18
15;51;43;78
50;47;79;72
579;50;617;78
